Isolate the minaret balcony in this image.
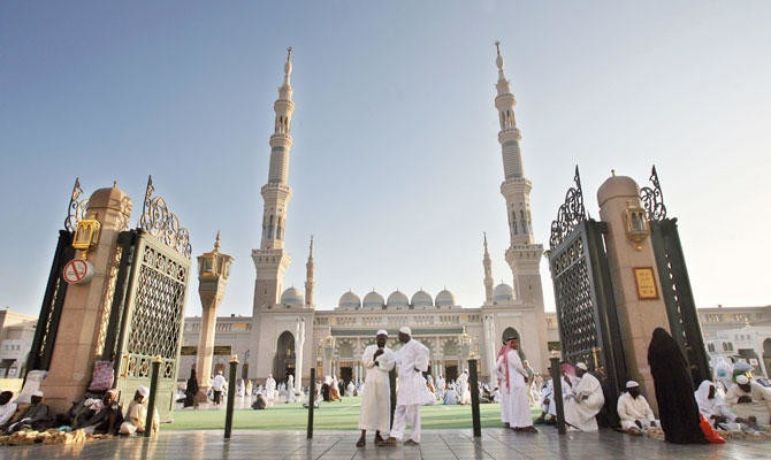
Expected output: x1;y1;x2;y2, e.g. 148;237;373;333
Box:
498;129;521;143
500;178;532;196
269;133;293;148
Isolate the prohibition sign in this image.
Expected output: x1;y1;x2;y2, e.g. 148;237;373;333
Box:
63;259;92;285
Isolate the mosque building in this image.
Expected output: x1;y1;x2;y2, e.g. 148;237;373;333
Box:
180;43;552;385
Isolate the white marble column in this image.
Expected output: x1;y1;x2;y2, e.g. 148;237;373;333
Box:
295;318;305;385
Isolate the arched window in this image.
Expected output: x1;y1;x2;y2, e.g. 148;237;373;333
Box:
268;215;274;239
520;210;528;234
511;211;518;235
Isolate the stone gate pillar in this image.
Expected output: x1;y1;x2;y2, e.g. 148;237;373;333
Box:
597;173;671;411
195;233;233;394
41;184;132;413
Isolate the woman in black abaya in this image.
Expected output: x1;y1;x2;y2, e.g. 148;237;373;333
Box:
647;327;707;444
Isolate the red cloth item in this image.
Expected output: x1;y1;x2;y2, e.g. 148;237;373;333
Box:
88;360;115;392
497;343;512;390
698;414;726;444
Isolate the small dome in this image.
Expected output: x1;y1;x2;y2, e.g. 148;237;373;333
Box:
338;291;361;310
435;289;456;308
411;290;433;309
597;175;640;207
387;290;409;309
362;291;385;309
281;286;304;307
493;283;514;304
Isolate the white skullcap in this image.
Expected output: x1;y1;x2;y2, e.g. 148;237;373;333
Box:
626;380;640;389
736;375;749;385
32;390;44;397
376;329;389;337
576;362;588;371
137;385;149;398
399;326;412;336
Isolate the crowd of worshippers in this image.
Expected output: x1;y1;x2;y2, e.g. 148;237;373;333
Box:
0;386;158;437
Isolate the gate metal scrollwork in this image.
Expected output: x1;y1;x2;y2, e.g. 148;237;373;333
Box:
640;166;709;384
640;166;667;222
138;176;192;258
64;177;89;233
549;166;586;248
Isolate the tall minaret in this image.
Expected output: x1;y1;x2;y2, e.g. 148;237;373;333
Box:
482;232;494;304
304;235;315;307
494;41;544;305
252;48;295;313
493;42;547;370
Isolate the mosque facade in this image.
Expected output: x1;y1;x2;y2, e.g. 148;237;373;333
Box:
180;44;552;385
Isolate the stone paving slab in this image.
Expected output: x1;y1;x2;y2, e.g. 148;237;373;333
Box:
0;428;767;459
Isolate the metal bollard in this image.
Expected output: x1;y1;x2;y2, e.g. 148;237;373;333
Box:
307;367;316;439
468;359;482;437
144;355;162;438
389;368;397;429
224;355;238;439
549;355;566;435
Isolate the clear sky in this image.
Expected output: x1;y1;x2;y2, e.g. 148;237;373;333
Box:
1;1;770;319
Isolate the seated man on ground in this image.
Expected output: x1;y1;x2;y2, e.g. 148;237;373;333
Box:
443;386;458;405
4;390;52;433
81;389;124;435
119;386;158;436
0;391;18;427
725;375;771;428
694;380;743;431
617;381;658;435
563;362;605;432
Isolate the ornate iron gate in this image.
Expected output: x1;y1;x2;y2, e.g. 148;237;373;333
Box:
25;179;84;376
641;166;710;384
548;168;627;406
103;177;192;420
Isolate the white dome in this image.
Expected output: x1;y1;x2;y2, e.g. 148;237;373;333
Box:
362;291;385;309
281;286;304;307
387;290;409;309
338;291;361;310
493;283;514;304
435;289;455;308
411;290;433;309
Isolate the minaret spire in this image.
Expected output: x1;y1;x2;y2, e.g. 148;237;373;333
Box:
483;232;494;304
305;235;315;307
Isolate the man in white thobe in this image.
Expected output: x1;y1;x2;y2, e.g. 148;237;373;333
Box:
496;337;512;427
617;380;658;434
503;334;537;432
386;326;431;446
457;370;470;405
725;374;771;427
563;362;605;431
265;374;277;406
435;374;446;400
356;330;396;447
212;371;226;406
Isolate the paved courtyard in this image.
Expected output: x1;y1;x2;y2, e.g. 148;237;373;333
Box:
0;428;766;459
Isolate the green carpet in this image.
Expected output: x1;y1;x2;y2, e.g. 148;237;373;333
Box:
167;397;538;431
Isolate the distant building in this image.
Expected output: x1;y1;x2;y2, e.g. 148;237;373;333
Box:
0;308;37;378
545;305;771;378
697;305;770;377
